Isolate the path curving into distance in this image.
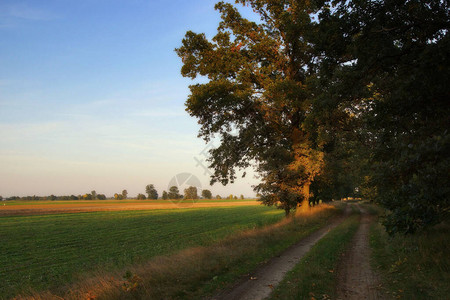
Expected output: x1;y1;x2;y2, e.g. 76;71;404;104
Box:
213;204;351;300
336;204;384;300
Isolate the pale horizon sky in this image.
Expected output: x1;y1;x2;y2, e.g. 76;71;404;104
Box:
0;0;260;198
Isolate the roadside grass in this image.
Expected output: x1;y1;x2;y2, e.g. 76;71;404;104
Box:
268;213;360;300
25;204;343;299
0;205;279;299
370;221;450;299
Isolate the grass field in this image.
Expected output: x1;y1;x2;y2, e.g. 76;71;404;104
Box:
0;205;282;298
28;204;341;299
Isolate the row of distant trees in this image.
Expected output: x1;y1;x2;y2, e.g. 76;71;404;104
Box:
1;193;107;201
0;185;246;201
143;184;244;200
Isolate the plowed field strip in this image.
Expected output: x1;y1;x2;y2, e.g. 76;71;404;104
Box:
0;200;259;216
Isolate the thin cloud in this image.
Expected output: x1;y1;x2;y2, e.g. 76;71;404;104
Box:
2;3;59;22
0;121;67;139
0;79;12;87
131;109;186;118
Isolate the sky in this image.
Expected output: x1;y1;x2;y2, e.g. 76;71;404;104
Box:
0;0;260;198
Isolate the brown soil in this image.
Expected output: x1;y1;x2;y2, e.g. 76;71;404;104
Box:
336;205;385;299
213;205;351;300
0;201;259;216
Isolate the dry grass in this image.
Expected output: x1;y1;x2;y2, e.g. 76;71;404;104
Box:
19;204;339;300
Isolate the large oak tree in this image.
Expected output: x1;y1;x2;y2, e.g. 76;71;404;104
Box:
176;0;326;215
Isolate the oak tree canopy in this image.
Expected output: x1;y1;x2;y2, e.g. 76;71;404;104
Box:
177;0;325;215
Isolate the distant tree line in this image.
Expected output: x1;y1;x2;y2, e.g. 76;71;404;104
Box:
1;185;247;201
2;194;107;201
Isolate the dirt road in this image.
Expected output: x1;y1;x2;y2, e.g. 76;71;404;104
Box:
214;204;386;300
336;205;384;299
213;205;351;300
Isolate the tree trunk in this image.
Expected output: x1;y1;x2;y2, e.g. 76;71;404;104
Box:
296;182;311;215
285;207;291;217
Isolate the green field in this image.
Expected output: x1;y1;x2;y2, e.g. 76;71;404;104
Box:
0;205;282;298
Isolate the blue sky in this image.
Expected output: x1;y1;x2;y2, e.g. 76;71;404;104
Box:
0;0;259;198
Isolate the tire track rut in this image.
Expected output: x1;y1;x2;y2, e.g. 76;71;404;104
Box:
336;204;385;300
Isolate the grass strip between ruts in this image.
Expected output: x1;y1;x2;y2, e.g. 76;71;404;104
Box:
268;213;360;300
